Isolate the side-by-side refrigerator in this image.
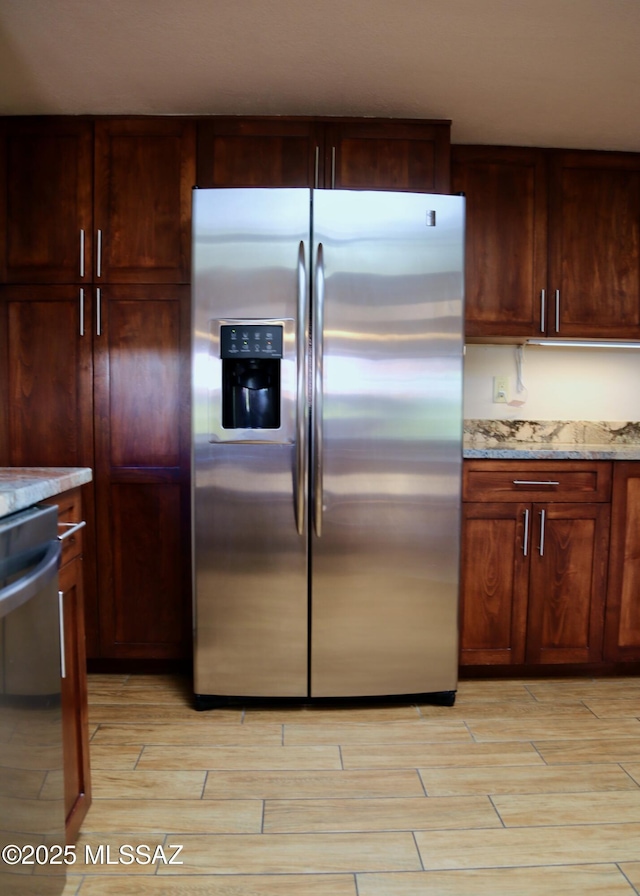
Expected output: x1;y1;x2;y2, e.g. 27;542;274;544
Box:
192;187;465;706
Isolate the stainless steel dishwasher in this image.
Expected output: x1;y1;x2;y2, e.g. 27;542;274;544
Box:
0;504;65;895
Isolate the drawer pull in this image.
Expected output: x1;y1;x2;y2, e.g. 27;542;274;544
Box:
58;520;86;542
513;480;560;487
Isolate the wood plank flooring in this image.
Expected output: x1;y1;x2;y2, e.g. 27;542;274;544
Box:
61;674;640;895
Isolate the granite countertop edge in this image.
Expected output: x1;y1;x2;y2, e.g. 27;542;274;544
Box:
0;467;93;518
463;444;640;460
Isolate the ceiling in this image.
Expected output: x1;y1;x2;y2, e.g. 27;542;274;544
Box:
2;0;640;152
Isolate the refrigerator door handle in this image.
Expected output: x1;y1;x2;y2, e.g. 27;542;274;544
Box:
313;242;325;537
295;240;308;536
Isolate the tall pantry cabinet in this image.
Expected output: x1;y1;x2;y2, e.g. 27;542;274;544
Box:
0;117;194;662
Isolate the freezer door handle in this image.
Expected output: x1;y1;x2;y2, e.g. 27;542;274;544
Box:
295;240;308;536
313;242;325;537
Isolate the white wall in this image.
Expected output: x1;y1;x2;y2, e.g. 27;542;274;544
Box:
463;343;640;421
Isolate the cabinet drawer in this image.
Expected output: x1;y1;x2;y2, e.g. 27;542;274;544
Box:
42;487;84;565
463;460;612;503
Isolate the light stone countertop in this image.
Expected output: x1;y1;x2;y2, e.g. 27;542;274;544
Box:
463;420;640;461
0;468;93;518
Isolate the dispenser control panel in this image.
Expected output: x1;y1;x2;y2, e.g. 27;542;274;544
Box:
220;324;283;359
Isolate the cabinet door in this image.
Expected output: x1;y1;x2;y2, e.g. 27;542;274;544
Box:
0;286;93;466
604;463;640;661
548;151;640;337
197;118;323;187
526;502;609;664
459;502;529;665
59;553;91;843
452;146;547;337
0;118;93;283
325;120;450;192
0;286;99;658
94;119;195;283
93;286;191;659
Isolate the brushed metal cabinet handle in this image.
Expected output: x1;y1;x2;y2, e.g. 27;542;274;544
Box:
79;229;85;278
96;287;101;336
58;591;66;679
58;520;86;542
96;229;102;278
555;289;560;333
513;480;560;486
79;288;85;337
539;508;546;556
540;288;545;333
523;508;530;557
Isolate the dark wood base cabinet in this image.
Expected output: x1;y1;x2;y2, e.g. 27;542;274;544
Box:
42;488;91;843
604;462;640;661
460;461;612;667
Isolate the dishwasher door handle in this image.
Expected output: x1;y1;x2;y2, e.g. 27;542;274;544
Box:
0;540;61;620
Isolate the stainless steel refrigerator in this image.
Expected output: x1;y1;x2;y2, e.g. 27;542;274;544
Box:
191;187;464;705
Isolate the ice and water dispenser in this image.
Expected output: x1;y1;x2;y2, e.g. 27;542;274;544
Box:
220;324;283;430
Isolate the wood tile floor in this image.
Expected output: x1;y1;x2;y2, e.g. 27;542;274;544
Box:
61;674;640;895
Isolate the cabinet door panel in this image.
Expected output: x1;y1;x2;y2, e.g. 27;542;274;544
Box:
527;503;609;664
604;463;640;660
0;286;93;466
326;120;450;192
0;119;92;283
548;152;640;337
94;285;191;659
94;119;195;283
100;482;188;658
452;146;547;337
197;119;322;187
460;503;529;665
59;555;91;842
100;297;182;468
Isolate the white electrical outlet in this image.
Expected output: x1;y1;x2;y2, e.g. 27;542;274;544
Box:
493;375;509;403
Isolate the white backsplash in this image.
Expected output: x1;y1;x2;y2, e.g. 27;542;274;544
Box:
464;343;640;422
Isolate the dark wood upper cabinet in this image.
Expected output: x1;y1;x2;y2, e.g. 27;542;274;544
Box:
197;118;324;187
0;285;93;466
197;117;451;192
547;151;640;338
94;119;196;283
457;145;640;338
0;119;93;284
326;119;450;193
452;146;547;337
